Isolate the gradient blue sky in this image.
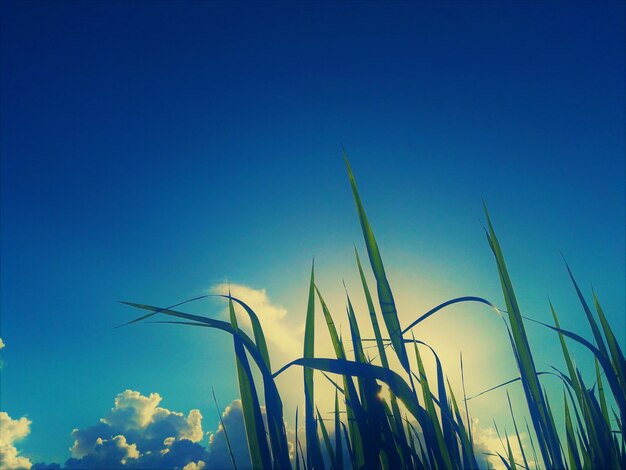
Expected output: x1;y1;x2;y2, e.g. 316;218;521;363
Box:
1;0;624;465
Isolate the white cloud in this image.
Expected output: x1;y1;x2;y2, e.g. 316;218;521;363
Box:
66;389;208;469
0;411;33;470
211;283;302;358
0;337;5;349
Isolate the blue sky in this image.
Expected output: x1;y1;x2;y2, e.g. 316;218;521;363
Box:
1;1;624;467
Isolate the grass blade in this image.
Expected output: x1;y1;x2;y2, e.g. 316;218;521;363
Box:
213;388;238;470
304;263;325;469
344;152;410;373
229;298;273;469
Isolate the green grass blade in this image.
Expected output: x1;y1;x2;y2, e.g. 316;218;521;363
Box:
345;292;366;364
315;286;346;360
595;358;610;425
526;316;626;422
564;390;582;470
550;303;583;399
484;206;564;468
593;291;626;390
303;263;325;470
355;247;389;368
564;263;609;361
506;391;529;470
230;298;273;470
345;290;401;469
505;433;517;470
219;294;272;372
334;390;343;470
317;408;335;466
356;248;410;461
274;357;430;426
410;334;453;469
121;302;292;469
315;285;366;468
524;417;541;470
448;377;478;469
402;296;501;334
295;407;300;470
344;153;410;373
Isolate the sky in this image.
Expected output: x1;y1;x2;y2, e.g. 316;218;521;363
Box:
1;1;624;468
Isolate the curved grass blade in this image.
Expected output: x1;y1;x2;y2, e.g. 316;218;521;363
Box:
120;302;292;469
218;294;272;372
273;357;426;424
402;296;502;334
524;315;626;422
113;295;211;329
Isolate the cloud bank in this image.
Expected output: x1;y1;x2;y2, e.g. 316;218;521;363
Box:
26;392;284;470
57;390;208;469
17;388;527;470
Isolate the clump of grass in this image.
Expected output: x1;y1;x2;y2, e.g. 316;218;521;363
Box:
121;154;625;469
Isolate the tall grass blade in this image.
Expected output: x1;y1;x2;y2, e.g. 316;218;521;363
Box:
304;263;325;469
564;263;609;361
317;408;335;466
484;205;564;468
315;285;366;469
295;407;300;470
219;294;272;372
563;390;581;470
334;390;343;470
526;316;626;422
506;391;529;470
410;334;454;469
344;152;410;373
229;298;273;470
356;248;410;462
592;291;626;391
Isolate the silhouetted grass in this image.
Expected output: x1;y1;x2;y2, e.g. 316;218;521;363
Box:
122;155;625;469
